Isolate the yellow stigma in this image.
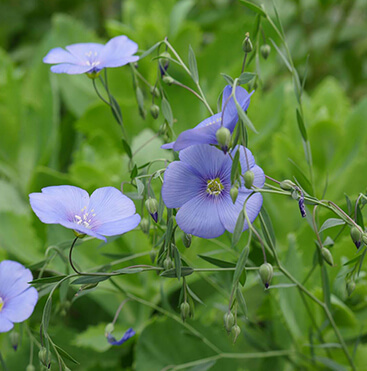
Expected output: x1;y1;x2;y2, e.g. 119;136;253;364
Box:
0;297;4;312
206;178;224;196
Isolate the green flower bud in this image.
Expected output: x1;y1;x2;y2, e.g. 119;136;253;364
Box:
162;76;174;85
163;257;173;270
180;302;190;321
150;86;160;98
149;249;156;263
346;280;356;296
38;347;51;367
182;233;192;248
145;197;159;222
230;186;239;204
362;234;367;245
260;44;271;60
160;51;171;69
231;324;241;343
223;312;235;333
244;170;255;189
259;263;273;288
216;126;231;152
280;179;295;191
9;331;19;350
321;247;334;266
105;323;114;335
150;104;160;119
242;33;253;53
26;365;36;371
351;226;362;249
140;217;150;234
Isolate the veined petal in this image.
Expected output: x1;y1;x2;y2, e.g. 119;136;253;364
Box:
0;314;13;333
65;43;104;63
29;186;89;225
43;47;78;64
162;161;205;208
107;328;136;346
93;214;141;236
193;112;222;129
88;187;136;225
231;146;256;171
2;287;38;323
0;261;34;300
176;194;225;238
179;144;231;179
218;192;263;233
58;221;106;241
50;64;93;74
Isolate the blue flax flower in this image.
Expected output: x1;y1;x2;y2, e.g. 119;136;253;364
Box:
0;260;38;333
107;328;136;346
43;35;138;74
162;145;265;238
162;85;253;151
29;186;141;242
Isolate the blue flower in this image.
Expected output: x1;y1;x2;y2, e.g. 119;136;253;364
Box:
29;186;141;242
43;35;139;75
161;145;265;238
162;85;253;151
0;261;38;333
106;328;136;346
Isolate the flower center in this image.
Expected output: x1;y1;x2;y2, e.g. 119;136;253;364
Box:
0;297;4;312
85;51;100;68
74;207;96;229
206;178;224;196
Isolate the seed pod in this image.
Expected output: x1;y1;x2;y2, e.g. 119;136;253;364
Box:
163;257;173;270
280;179;295;191
242;33;253;53
321;247;334;266
223;312;235;333
150;86;160;98
182;233;192;248
150;104;160;119
216;126;231;152
244;170;255;189
346;280;356;296
9;331;19;350
162;76;174;85
259;263;273;288
230;186;239;204
105;323;114;335
350;226;362;249
140;218;150;234
231;324;241;343
260;44;271;60
38;347;51;368
180;302;190;321
26;365;36;371
149;249;157;263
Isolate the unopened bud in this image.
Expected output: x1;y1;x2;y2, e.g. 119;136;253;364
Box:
230;186;239;204
298;196;306;218
260;44;271;60
150;104;160;119
38;347;51;367
163;257;173;270
180;302;190;321
9;331;19;350
280;179;296;191
140;218;150;234
150;86;160;98
216;126;231;152
259;263;273;288
346;280;356;296
159;51;171;75
321;247;334;266
362;234;367;245
26;365;36;371
162;76;174;85
105;323;114;335
149;249;156;263
350;227;362;249
182;233;192;248
244;170;254;189
223;312;235;333
231;324;241;343
242;33;253;53
145;197;159;222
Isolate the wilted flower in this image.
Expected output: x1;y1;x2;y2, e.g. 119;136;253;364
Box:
162;145;264;238
29;186;141;242
106;328;136;346
161;85;253;151
43;35;138;75
0;260;38;333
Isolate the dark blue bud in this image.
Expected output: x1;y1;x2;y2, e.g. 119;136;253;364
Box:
298;197;306;218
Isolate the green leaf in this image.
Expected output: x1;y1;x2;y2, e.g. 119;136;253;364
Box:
54;344;79;365
112;268;144;274
121;139;132;158
139;41;162;59
232;210;245;247
221;73;234;86
187;360;217;371
188;45;199;84
356;204;364;228
259;208;276;249
236;287;248;317
198;255;236;268
161;97;174;127
296;109;308;141
30;275;67;285
42;296;52;333
319;218;345;233
269;38;292;72
130;163;138;179
71;276;110;285
231;150;241;184
160;267;194;278
233;91;258;134
239;0;266;17
186;285;205;306
173;245;182;281
136;178;145;197
314;356;348;371
238;72;256;85
233;245;249;286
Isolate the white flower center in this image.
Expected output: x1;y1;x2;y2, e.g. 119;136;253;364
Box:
206;178;224;196
74;207;96;229
0;297;4;312
85;51;100;68
205;117;221;127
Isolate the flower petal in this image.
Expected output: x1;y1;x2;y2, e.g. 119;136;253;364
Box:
50;64;93;74
231;145;255;171
57;221;106;241
65;43;104;63
162;162;205;208
2;287;38;323
179;144;231;179
218;192;263;233
193;112;222;129
29;186;89;225
107;328;136;346
43;47;78;64
0;261;34;300
93;214;141;236
88;187;136;225
161;141;175;150
0;314;13;333
176;194;225;238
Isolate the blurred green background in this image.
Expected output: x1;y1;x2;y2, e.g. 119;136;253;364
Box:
0;0;367;370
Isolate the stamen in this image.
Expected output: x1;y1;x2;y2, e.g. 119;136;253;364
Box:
0;297;4;312
74;208;96;229
206;177;224;196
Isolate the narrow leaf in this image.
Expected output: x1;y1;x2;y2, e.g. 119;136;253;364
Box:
232;210;245;247
198;255;235;268
161;97;174;127
160;267;194;278
121;139;132;158
238;72;256;85
30;275;67;285
136;178;144;197
42;296;52;333
72;276;110;285
296;109;308;141
236;287;248;317
319;218;345;233
239;0;266;16
173;245;182;281
139;41;162;59
188;45;199;83
220;73;233;86
234;97;258;133
269;38;292;72
54;345;79;365
233;245;249;285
